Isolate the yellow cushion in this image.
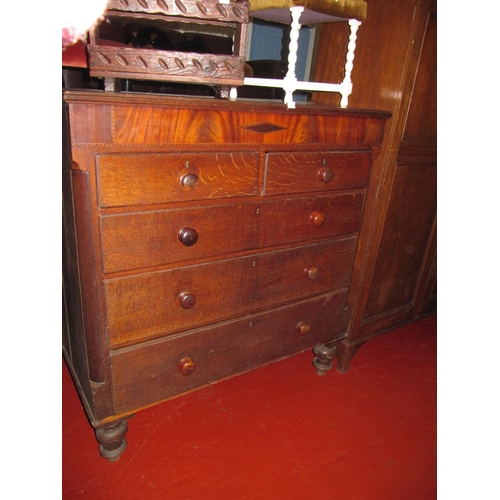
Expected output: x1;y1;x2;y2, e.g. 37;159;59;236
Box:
249;0;367;22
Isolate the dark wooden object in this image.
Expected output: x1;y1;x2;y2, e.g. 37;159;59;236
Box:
87;0;249;91
62;90;389;460
312;0;437;369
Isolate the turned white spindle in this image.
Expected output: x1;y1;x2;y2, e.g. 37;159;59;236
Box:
242;13;362;108
283;6;304;108
340;19;361;107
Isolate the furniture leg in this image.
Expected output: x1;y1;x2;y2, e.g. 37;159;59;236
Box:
94;416;133;462
312;343;338;376
336;340;363;373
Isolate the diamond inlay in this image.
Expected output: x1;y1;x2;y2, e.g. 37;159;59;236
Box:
242;123;287;134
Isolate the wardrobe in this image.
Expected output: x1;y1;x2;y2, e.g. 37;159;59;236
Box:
312;0;437;368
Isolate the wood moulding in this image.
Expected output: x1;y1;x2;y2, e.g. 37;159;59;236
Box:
105;0;249;23
87;46;246;85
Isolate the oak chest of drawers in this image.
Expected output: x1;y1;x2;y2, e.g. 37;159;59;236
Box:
62;90;389;461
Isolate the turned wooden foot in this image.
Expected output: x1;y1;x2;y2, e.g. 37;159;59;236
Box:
336;341;363;374
95;417;133;462
312;343;338;376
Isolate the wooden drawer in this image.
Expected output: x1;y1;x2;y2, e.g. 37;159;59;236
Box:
111;290;349;414
104;236;357;347
100;192;364;273
96;152;259;207
264;151;372;195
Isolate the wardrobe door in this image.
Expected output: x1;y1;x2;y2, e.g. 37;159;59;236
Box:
359;1;437;334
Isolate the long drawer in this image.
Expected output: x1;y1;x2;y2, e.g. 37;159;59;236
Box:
110;290;349;414
104;236;358;347
97;152;260;208
264;151;372;195
100;192;365;273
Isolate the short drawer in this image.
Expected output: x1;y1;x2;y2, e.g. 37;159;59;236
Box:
264;151;372;195
104;236;357;347
96;152;259;207
100;192;364;273
110;290;349;414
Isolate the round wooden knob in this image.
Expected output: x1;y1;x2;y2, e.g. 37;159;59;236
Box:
179;357;196;375
317;167;334;184
310;211;326;227
296;321;310;336
304;266;319;280
178;292;197;309
178;227;198;247
179;172;199;188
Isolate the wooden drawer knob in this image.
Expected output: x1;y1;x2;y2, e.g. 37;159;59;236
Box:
296;321;310;336
179;357;196;375
179;172;199;188
178;292;197;309
304;266;319;280
310;211;326;227
317;167;334;184
178;227;198;247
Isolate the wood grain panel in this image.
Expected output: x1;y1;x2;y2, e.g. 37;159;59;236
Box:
63;91;389;148
363;162;436;318
71;171;107;383
62;102;92;405
265;151;372;195
403;7;437;139
112;105;380;146
97;152;259;207
69;104;113;144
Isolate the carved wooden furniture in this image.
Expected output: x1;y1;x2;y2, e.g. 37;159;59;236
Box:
86;0;249;95
62;89;389;461
245;0;367;107
312;0;437;370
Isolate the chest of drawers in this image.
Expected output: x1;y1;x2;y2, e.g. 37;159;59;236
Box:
62;90;389;461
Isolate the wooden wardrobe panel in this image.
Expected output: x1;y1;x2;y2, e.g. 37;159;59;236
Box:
403;7;437;140
363;162;436;318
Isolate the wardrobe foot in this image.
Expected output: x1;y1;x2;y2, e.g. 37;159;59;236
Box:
336;341;363;374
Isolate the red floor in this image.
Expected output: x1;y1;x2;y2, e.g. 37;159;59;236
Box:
63;314;437;499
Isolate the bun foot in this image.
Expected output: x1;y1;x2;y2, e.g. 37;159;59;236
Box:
312;343;338;376
95;417;132;462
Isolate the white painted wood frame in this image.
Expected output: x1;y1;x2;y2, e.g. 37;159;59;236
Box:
241;7;361;108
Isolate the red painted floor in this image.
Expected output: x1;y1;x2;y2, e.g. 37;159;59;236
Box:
63;314;437;499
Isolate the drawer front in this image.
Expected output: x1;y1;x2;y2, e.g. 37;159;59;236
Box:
100;192;364;273
111;290;349;414
265;151;372;195
104;236;357;346
97;152;259;207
